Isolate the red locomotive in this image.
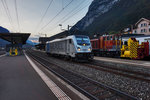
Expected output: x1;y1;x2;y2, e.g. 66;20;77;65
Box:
91;34;122;57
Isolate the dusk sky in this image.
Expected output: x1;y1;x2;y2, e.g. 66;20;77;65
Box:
0;0;93;37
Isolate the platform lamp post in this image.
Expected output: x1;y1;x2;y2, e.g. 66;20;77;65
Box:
59;24;62;30
67;25;72;36
42;34;47;37
59;24;66;31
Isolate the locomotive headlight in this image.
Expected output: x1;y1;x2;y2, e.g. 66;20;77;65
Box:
88;47;91;51
77;47;81;51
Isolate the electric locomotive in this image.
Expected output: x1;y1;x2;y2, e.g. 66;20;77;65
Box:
46;35;93;60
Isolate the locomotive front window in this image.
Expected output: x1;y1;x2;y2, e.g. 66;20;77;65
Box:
76;36;90;46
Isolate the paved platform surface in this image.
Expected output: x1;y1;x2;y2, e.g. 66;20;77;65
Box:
0;51;5;55
94;56;150;67
0;55;57;100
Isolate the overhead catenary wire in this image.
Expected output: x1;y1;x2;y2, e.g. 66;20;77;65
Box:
62;0;63;9
1;0;13;25
45;1;91;35
0;0;91;35
61;2;91;24
58;0;87;24
14;0;21;32
38;0;74;33
1;0;16;31
43;0;87;32
34;0;54;34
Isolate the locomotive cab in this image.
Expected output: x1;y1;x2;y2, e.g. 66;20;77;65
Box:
75;36;92;52
74;35;93;60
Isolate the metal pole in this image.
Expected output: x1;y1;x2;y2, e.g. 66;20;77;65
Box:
67;25;72;36
68;25;70;35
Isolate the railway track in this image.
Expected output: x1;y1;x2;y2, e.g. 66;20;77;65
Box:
43;49;150;83
77;61;150;82
26;50;138;100
41;50;150;82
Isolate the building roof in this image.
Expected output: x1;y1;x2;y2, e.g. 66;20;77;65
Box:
121;34;145;38
135;18;150;26
49;31;69;41
0;33;30;44
39;37;50;44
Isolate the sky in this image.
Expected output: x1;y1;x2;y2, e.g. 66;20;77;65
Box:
0;0;93;37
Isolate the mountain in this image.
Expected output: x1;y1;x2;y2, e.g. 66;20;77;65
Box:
0;26;10;47
23;38;38;49
0;26;9;33
27;37;39;45
72;0;150;36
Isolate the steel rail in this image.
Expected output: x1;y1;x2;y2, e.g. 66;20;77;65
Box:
26;50;139;100
77;61;150;82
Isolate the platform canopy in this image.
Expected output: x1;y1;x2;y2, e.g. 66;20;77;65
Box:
0;33;30;44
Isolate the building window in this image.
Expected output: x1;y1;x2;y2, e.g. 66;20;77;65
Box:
144;23;147;27
141;24;143;27
135;30;136;33
141;29;143;33
110;36;113;40
144;29;147;33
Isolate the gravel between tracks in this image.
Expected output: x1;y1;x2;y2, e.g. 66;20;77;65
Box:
33;51;150;100
94;60;150;75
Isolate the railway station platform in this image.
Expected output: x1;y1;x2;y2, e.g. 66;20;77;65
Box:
0;53;87;100
0;51;5;55
0;55;58;100
94;56;150;67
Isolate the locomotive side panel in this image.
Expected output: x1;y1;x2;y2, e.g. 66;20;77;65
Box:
46;42;50;53
66;39;76;57
58;40;67;55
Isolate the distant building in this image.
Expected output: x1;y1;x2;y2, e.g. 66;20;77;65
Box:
133;18;150;35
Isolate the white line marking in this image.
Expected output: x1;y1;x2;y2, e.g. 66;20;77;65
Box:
95;57;150;67
44;64;90;100
144;63;150;65
24;53;71;100
0;54;6;57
